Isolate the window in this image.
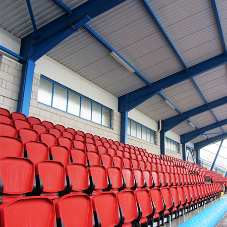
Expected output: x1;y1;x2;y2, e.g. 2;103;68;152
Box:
38;76;111;128
128;118;155;144
165;137;179;153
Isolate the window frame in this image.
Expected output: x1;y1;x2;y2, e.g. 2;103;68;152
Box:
165;137;179;153
38;75;112;128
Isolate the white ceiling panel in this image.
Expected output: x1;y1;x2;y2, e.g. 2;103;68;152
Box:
189;111;217;129
162;79;205;113
212;103;227;121
205;128;224;138
221;125;227;132
190;135;207;144
172;121;195;136
193;65;227;103
146;0;223;68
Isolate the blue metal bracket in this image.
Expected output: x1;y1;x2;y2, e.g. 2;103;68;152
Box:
160;120;166;155
120;111;128;144
210;140;223;170
165;96;227;131
26;0;40;39
195;133;227;150
52;0;72;16
181;135;187;161
211;0;227;55
181;118;227;143
0;45;26;63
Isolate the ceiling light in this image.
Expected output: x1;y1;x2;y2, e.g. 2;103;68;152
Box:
203;135;208;139
164;99;176;110
110;51;135;73
188;121;196;128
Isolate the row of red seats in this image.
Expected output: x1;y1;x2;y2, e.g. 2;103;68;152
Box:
0;182;222;227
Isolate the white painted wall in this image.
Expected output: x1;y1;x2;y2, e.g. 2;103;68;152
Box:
0;28;21;55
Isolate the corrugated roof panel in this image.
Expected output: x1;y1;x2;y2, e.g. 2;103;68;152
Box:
172;121;195;135
162;79;205;113
212;103;227;121
146;0;223;68
190;135;207;144
0;0;89;38
205;128;223;138
88;0;184;83
221;125;227;132
193;65;227;103
189;111;217;129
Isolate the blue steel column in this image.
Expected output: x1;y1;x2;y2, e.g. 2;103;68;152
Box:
120;111;128;144
210;140;223;170
160;120;166;155
225;172;227;177
181;134;187;161
195;147;200;165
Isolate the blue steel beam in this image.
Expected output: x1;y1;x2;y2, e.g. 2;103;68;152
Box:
118;53;227;112
165;96;227;131
83;24;152;87
210;139;223;170
195;133;227;150
140;0;188;72
21;0;126;61
0;45;26;63
225;172;227;178
181;119;227;143
52;0;72;16
26;0;39;38
211;0;227;55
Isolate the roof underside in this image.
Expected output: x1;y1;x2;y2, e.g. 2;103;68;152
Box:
1;0;227;145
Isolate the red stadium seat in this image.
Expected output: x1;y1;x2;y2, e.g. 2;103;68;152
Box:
55;124;65;133
92;191;123;227
97;145;107;155
143;170;155;189
113;156;124;170
66;163;90;194
24;141;49;165
123;157;132;169
66;127;76;135
56;193;93;227
107;166;124;192
27;116;41;125
0;107;10;117
40;133;57;148
18;128;38;144
62;131;74;141
42;120;54;130
86;143;97;153
133;169;146;189
85;137;95;144
117;190;141;226
136;189;155;226
0;197;55;227
116;150;124;158
87;151;101;166
132;159;140;170
151;171;162;188
0;136;23;158
161;187;174;221
100;153;113;168
74;134;85;142
107;147;116;157
58;137;73;150
36;160;66;199
0;115;13;125
50;146;70;167
70;149;87;165
73;140;86;151
0;123;17;137
76;130;85;137
49;128;62;139
14;119;31;130
0;157;35;204
11;112;27;121
32;124;47;135
122;168;136;190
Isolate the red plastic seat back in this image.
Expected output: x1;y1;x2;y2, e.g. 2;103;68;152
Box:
143;170;154;188
92;192;120;227
107;148;116;157
32;124;47;135
55;124;65;133
50;146;70;167
150;188;165;214
132;159;140;170
62;132;74;141
133;169;146;188
86;143;97;153
177;186;187;205
40;133;57;148
42;121;54;130
97;145;107;155
161;187;174;210
36;161;66;193
86;137;95;144
103;142;110;149
113;156;123;169
73;140;86;151
0;115;13;125
58;137;73;150
100;154;112;168
11;112;27;121
49;128;62;139
75;134;85;142
66;127;76;135
94;135;101;141
25;141;49;165
0;157;35;195
151;171;161;188
70;149;87;165
0;108;10;117
0;136;23;158
18;128;38;144
169;186;181;208
66;163;89;192
28;116;41;125
122;168;135;189
107;167;123;190
183;186;192;203
0;123;17;137
14;119;31;130
89;165;108;191
124;151;131;159
117;190;139;225
1;197;55;227
116;150;123;158
87;151;101;166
